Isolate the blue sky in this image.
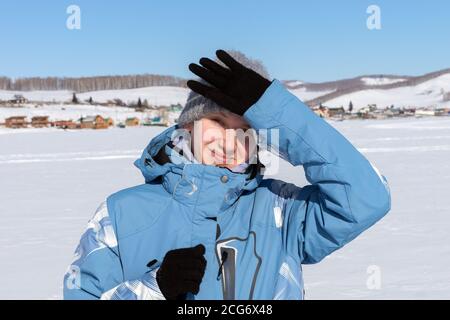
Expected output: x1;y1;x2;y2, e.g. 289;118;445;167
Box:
0;0;449;82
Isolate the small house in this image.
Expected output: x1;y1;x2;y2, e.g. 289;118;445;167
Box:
359;105;378;114
415;109;437;117
31;116;49;128
5;116;28;128
328;106;346;118
146;116;167;126
434;108;447;116
312;105;329;118
383;107;402;117
80;115;108;129
79;116;96;129
104;117;114;127
8;94;27;104
53;120;78;129
141;117;154;126
125;117;140;127
93;115;108;129
371;109;388;120
401;108;416;117
169;104;183;112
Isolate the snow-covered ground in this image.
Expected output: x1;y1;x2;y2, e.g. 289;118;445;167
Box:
1;117;450;299
284;80;305;88
289;87;336;102
360;77;406;86
78;86;189;106
0;86;190;106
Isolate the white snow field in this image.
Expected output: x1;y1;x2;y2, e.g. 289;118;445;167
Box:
0;86;190;106
1;117;450;299
360;77;406;86
289;87;336;102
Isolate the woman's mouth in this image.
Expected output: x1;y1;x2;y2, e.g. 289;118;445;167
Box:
205;147;235;164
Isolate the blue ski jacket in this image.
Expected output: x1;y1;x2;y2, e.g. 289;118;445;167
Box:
63;79;391;300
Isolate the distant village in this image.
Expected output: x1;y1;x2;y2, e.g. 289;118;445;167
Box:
1;93;450;130
311;101;450;121
0;93;183;129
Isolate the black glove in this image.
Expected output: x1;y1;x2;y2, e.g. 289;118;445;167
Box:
156;244;207;300
187;49;272;116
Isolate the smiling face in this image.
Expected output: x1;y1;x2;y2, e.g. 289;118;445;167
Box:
182;112;257;170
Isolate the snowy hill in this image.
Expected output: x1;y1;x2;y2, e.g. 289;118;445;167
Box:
324;73;450;109
360;77;406;86
79;86;189;106
301;68;450;109
284;80;304;88
0;90;73;103
289;87;336;102
0;86;190;106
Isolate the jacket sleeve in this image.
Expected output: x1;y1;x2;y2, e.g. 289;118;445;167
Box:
63;201;165;300
243;79;391;264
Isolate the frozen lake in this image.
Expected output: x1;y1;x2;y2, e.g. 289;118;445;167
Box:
1;117;450;299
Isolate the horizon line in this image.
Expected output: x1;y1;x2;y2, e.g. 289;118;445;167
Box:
2;66;450;86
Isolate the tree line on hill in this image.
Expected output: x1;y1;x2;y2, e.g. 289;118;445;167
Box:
0;74;187;92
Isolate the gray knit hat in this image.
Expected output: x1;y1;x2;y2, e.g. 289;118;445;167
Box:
178;50;270;126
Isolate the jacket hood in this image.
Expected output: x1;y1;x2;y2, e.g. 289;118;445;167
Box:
134;125;263;209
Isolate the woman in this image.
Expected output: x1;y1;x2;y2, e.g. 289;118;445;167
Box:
64;50;391;300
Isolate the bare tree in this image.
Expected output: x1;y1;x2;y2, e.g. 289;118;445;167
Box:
2;74;187;92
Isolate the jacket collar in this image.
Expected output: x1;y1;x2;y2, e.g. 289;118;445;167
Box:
134;125;262;215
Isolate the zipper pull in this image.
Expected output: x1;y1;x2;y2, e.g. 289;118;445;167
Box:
147;259;158;268
216;250;228;280
145;259;158;273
